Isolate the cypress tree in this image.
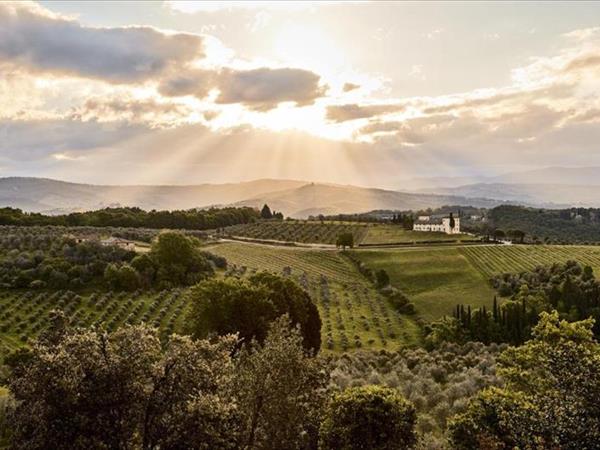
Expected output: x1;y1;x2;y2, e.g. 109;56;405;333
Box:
492;296;499;323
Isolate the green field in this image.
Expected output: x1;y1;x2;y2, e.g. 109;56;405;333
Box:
205;241;422;351
460;245;600;278
361;224;475;245
350;244;600;321
0;289;190;357
221;221;368;245
350;247;495;321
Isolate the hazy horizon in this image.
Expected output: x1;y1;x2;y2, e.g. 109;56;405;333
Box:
2;1;600;189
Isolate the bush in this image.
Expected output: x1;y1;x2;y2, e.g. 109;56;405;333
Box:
319;385;417;450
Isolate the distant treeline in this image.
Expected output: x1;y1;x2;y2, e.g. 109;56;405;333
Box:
485;205;600;244
309;206;486;224
0;206;260;230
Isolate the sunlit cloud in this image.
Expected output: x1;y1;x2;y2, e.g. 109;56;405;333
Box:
0;2;205;84
3;1;600;185
165;1;364;14
52;152;85;161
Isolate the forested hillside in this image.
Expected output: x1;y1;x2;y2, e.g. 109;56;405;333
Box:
487;205;600;243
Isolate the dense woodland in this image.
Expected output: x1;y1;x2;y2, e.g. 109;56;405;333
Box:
0;206;259;230
484;205;600;243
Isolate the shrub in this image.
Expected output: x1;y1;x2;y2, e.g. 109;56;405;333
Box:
319;385;417;450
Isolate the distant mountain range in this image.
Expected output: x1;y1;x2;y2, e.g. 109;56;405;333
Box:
402;167;600;208
2;168;598;218
1;177;508;218
403;166;600;189
417;183;600;208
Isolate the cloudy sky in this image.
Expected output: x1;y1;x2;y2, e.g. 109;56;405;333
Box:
2;1;600;188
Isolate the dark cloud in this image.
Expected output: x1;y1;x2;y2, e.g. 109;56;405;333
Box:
0;3;204;83
215;67;326;111
69;97;192;125
157;69;215;98
158;66;327;111
326;103;404;122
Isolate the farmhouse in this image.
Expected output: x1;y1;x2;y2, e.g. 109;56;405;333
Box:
413;213;460;234
100;237;136;251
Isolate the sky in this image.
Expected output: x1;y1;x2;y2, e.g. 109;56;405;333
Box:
2;1;600;188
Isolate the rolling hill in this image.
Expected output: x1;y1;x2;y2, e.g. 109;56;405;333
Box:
0;177;507;218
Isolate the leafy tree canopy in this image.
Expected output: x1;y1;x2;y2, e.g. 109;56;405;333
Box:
450;311;600;450
319;385;417;450
188;273;321;353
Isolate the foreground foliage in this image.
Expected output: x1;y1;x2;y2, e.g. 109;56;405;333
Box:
4;315;327;450
8;321;239;450
328;343;503;447
450;311;600;449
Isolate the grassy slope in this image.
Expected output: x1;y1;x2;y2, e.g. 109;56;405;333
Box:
361;224;474;245
351;244;600;322
204;241;422;351
350;247;496;321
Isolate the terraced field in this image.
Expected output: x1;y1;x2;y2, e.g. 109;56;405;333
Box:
460;245;600;278
205;241;422;351
0;289;189;357
222;221;368;245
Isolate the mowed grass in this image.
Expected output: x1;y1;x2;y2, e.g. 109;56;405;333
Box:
361;224;474;245
460;245;600;278
350;247;495;321
205;241;422;351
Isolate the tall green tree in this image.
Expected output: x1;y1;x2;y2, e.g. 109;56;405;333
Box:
235;316;328;450
150;232;213;286
260;204;273;219
335;233;354;250
187;273;321;353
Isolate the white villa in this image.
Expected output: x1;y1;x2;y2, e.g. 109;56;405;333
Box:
413;213;461;234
